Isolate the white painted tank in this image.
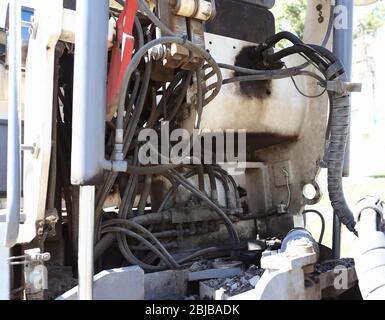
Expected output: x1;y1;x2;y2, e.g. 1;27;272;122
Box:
207;33;306;137
181;33;309;149
181;0;332;150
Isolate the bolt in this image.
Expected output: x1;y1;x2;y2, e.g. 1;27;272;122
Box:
277;203;287;215
150;45;167;61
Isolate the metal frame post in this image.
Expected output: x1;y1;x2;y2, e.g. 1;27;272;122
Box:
4;0;21;248
77;186;95;300
332;0;354;259
71;0;109;186
72;0;109;300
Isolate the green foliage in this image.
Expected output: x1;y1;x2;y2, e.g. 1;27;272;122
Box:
272;0;307;47
354;5;385;39
273;0;385;43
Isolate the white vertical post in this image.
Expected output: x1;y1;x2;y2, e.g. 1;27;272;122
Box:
77;186;95;300
71;0;109;186
4;0;21;248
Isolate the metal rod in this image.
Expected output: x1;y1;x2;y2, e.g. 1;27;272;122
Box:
333;0;353;177
71;0;109;185
332;213;341;259
332;0;354;258
4;0;21;248
77;186;95;300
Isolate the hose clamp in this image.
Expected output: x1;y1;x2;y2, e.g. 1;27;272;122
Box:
324;80;362;96
325;61;344;80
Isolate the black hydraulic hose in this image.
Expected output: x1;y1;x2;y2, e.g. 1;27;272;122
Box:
94;233;116;260
321;2;335;47
213;171;231;209
123;71;141;129
146;70;188;128
157;166;221;210
137;0;176;36
178;247;224;264
263;31;304;48
213;166;242;210
95;60;151;234
197;165;205;193
195;66;204;128
134;16;144;49
123;58;152;155
153;167;205;213
130;242;177;251
102;226;174;268
308;44;338;64
117;36;222;129
168;169;240;246
137;174;152;215
157;188;175;213
166;72;194;122
266;45;329;71
206;165;218;203
303;209;325;243
260;32;330;72
102;219;180;268
222;70;325;86
218;63;308;77
119;169;137;219
131;211;171;225
96;69;140;217
124;164;182;175
263;5;334;49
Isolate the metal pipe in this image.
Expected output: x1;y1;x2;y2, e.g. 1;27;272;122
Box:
137;175;152;215
73;0;109;299
332;213;341;258
4;0;21;248
333;0;353;177
94;233;115;261
71;0;109;185
331;0;354;257
77;186;95;300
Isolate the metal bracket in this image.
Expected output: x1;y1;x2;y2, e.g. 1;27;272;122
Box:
8;248;50;300
21;143;40;158
324;80;362;95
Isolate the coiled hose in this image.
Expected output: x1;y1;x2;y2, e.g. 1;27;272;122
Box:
327;88;357;234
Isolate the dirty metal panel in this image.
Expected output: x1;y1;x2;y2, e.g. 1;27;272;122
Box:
197;32;307;142
272;160;293;187
19;0;63;243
